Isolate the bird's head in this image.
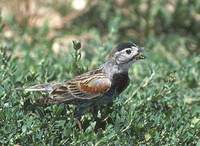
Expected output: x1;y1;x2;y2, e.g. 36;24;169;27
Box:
103;42;145;77
109;42;145;69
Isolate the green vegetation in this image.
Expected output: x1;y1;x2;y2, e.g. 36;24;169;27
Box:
0;0;200;145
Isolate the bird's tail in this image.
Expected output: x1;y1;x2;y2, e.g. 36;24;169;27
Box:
16;83;72;105
24;83;54;93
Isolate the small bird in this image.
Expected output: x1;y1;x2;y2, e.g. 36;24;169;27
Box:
25;42;144;124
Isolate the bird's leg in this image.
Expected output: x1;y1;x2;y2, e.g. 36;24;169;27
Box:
92;104;114;131
101;102;113;123
74;103;91;131
74;106;84;131
91;106;99;121
75;117;83;131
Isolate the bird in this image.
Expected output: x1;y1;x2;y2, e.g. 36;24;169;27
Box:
25;42;144;128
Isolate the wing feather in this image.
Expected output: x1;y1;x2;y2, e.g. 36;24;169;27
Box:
48;70;111;103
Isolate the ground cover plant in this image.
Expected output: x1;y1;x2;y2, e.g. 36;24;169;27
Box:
0;0;200;145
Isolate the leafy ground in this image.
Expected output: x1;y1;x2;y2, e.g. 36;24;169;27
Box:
0;0;200;145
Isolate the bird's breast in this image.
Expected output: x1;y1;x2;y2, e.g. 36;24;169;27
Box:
111;72;130;95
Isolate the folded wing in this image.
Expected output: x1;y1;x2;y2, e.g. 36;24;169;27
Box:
25;71;111;104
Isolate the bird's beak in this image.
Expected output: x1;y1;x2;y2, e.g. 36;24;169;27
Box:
139;47;144;52
135;47;145;60
135;53;145;60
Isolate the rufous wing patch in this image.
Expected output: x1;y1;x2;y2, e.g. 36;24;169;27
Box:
78;77;111;94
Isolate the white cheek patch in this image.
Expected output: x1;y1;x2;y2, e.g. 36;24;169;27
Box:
132;50;138;56
131;47;140;56
131;46;139;51
114;52;125;64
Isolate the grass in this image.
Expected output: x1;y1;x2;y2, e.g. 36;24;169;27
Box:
0;28;199;145
0;1;200;145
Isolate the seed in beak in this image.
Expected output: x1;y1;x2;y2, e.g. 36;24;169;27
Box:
135;53;145;60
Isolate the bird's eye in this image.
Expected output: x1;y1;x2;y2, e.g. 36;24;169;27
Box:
126;49;131;54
